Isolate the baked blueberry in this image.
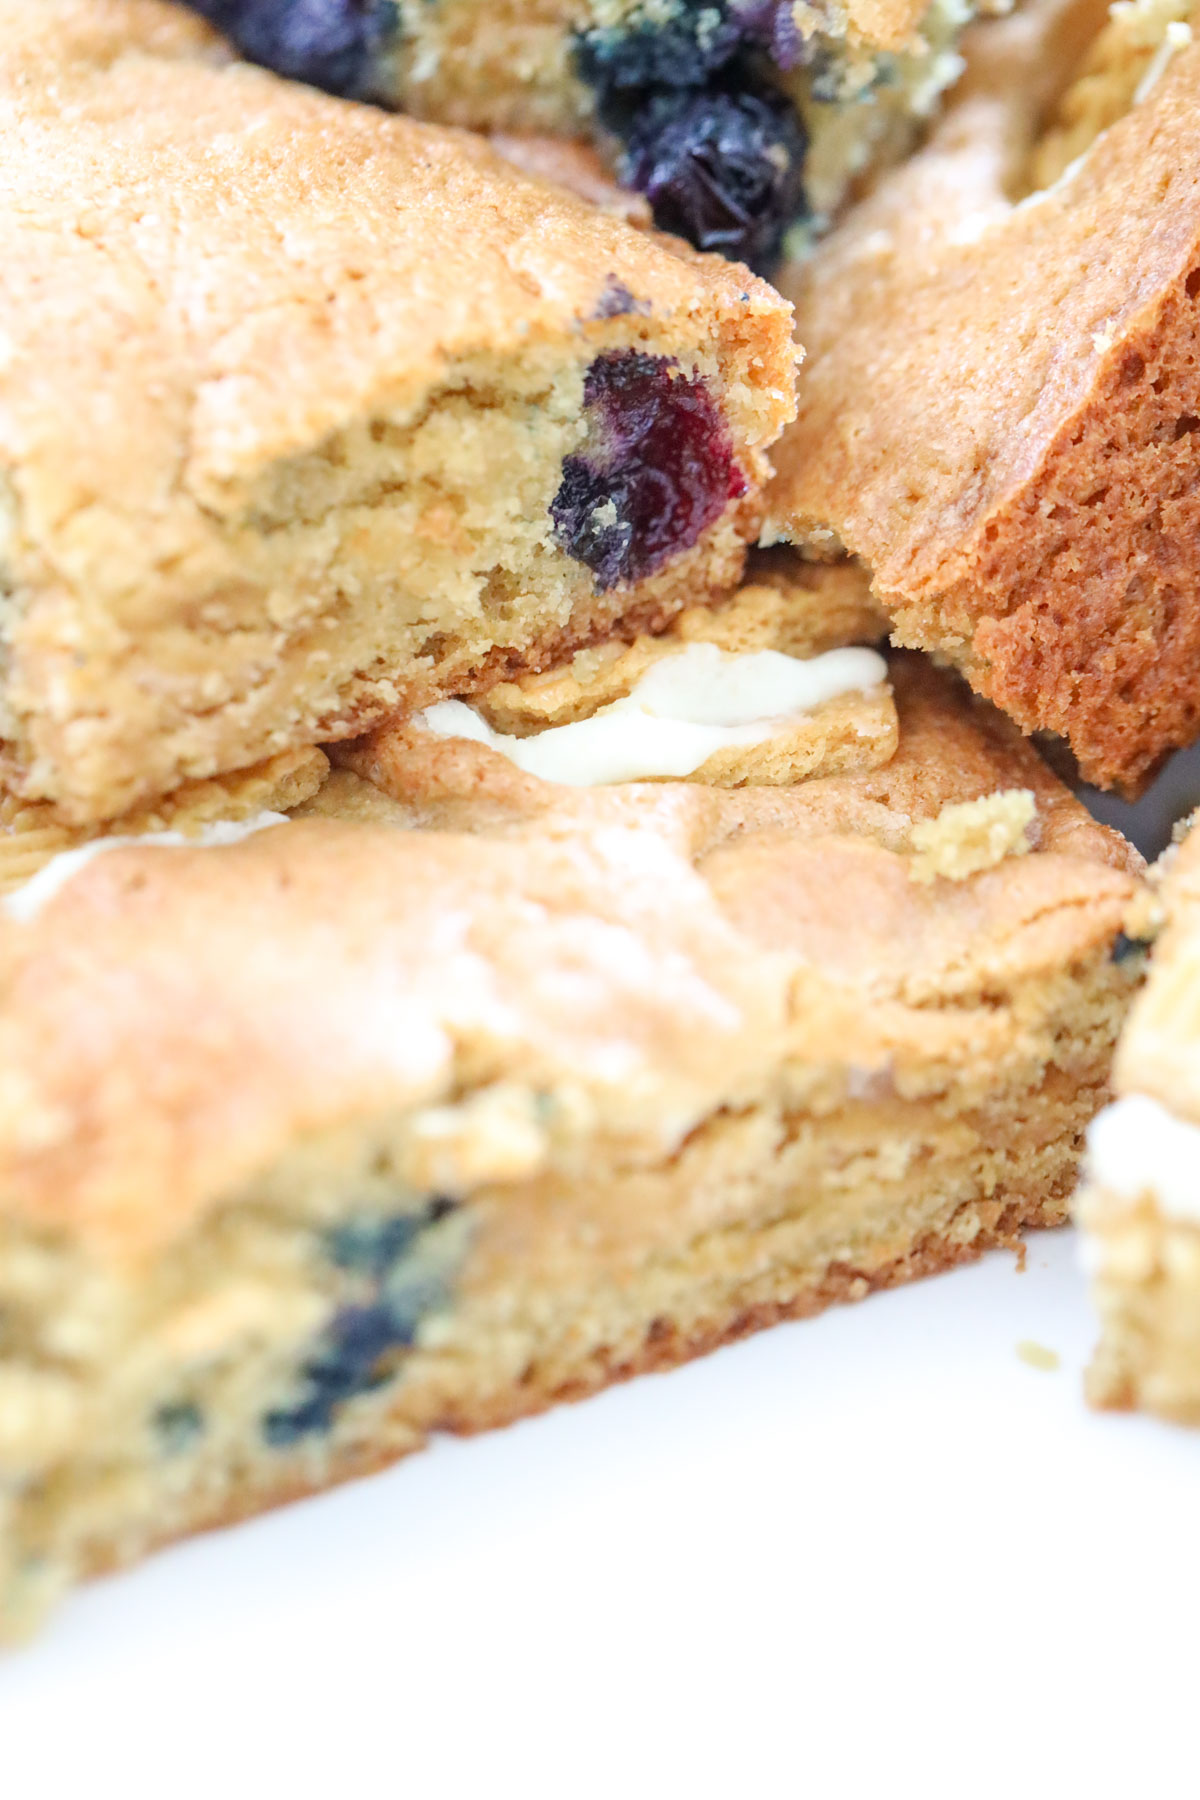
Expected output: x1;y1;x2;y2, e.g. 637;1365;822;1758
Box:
154;1401;205;1455
551;351;746;591
262;1301;411;1444
576;6;745;109
264;1200;462;1446
187;0;398;99
624;87;808;270
590;277;650;321
326;1196;455;1275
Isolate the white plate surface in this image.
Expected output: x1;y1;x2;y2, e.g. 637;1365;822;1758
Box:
3;1227;1198;1799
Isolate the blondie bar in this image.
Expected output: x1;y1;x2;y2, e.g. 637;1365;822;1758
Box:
0;647;1140;1636
0;0;795;826
765;0;1200;791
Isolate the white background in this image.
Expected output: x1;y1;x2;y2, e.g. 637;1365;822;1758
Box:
3;1228;1199;1799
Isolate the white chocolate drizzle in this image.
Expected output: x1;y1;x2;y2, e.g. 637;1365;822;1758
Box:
418;642;887;788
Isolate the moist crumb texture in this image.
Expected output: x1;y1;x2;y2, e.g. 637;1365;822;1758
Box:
185;0;984;269
0;0;796;827
341;570;899;795
766;0;1200;793
0;639;1144;1638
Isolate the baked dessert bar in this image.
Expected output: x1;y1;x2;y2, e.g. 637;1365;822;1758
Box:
1079;820;1200;1423
764;0;1200;792
0;564;890;887
0;0;795;828
0;647;1141;1636
185;0;986;270
337;561;899;794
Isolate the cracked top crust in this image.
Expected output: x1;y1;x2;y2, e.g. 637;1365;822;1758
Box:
0;655;1139;1261
765;0;1200;792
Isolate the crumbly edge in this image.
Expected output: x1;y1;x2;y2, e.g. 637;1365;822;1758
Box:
1;333;776;827
1080;1186;1200;1422
908;788;1035;884
0;748;331;893
0;946;1128;1638
416;573;898;789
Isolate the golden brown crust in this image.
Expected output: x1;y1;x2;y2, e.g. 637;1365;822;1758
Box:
766;0;1200;792
0;637;1143;1625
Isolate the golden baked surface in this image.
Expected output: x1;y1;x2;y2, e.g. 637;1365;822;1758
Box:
0;0;796;826
766;0;1200;793
0;634;1143;1634
0;654;1136;1255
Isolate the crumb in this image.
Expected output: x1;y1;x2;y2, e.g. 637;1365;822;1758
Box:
908;788;1036;884
1016;1339;1061;1371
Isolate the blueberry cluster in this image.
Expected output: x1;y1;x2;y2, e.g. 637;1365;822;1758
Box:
575;0;809;270
187;0;399;100
551;351;746;590
263;1197;459;1448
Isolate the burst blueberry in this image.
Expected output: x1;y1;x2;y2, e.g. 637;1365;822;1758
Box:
624;87;807;270
262;1300;414;1446
551;351;747;590
187;0;398;99
263;1199;462;1448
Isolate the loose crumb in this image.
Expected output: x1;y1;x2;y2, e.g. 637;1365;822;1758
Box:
908;789;1036;884
1016;1339;1061;1372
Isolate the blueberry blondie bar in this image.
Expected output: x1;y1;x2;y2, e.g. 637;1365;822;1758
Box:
1079;820;1200;1423
0;0;795;828
185;0;984;270
0;647;1141;1636
765;0;1200;792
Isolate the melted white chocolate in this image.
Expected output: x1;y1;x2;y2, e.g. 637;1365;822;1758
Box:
2;813;290;925
1087;1093;1200;1221
418;642;888;788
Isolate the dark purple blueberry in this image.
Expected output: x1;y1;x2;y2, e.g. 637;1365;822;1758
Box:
186;0;398;100
624;86;807;270
326;1196;455;1275
263;1199;461;1447
262;1301;411;1445
575;8;746;108
551;351;747;591
728;0;806;70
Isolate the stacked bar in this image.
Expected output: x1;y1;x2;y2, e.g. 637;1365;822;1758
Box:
0;629;1140;1634
0;0;1186;1639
